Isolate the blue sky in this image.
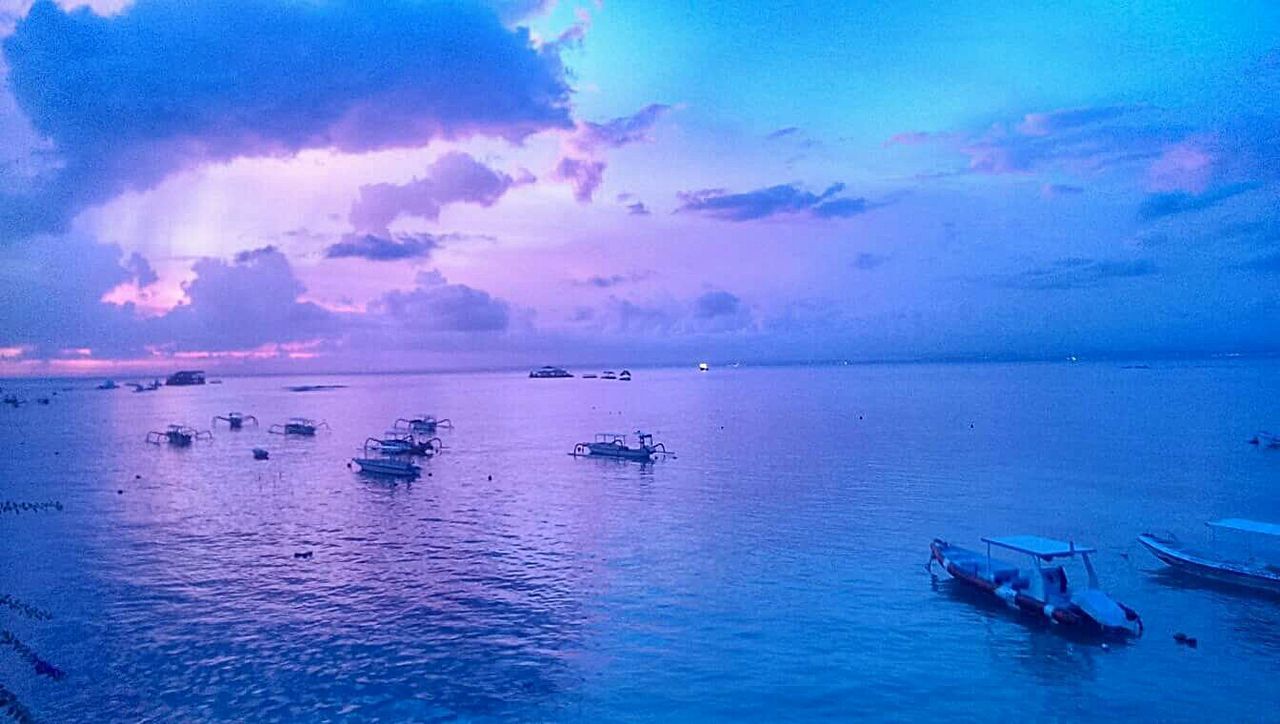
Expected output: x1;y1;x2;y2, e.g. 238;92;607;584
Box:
0;0;1276;374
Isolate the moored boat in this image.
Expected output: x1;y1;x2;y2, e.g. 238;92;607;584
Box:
530;366;573;378
393;415;452;435
572;431;672;462
1138;519;1280;592
350;457;421;479
269;417;329;436
364;432;442;457
146;424;213;447
165;370;206;386
930;535;1142;638
213;412;258;430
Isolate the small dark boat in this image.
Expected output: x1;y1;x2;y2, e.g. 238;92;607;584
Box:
213;412;258;430
619;370;632;381
930;535;1142;638
351;457;421;479
268;417;329;436
165;370;206;386
393;415;452;435
1138;519;1280;592
530;366;573;378
146;424;213;447
252;448;270;460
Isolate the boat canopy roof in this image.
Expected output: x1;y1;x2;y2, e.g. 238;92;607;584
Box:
981;535;1096;559
1206;518;1280;537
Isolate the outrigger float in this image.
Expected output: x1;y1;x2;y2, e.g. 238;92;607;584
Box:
1138;519;1280;592
364;432;442;457
349;457;421;479
212;412;258;430
393;415;453;435
268;417;330;436
146;424;213;447
572;431;673;462
929;535;1142;638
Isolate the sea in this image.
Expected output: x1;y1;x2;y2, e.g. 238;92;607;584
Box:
1;360;1278;722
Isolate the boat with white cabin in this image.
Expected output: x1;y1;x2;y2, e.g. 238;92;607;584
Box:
930;535;1142;638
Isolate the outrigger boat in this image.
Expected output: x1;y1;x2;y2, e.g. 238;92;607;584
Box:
212;412;258;430
1138;519;1280;592
572;431;672;462
929;535;1143;638
350;457;421;479
268;417;329;436
146;424;213;447
393;415;453;435
364;432;442;457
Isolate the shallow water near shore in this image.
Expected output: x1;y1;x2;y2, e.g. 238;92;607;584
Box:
2;361;1279;721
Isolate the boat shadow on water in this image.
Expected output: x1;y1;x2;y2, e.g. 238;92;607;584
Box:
929;573;1138;651
1145;566;1280;603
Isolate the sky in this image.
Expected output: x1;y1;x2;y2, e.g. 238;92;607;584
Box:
0;0;1277;375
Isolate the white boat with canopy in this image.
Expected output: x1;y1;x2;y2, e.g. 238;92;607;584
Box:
930;534;1143;637
1139;519;1280;591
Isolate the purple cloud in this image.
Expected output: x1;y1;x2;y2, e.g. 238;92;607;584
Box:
625;201;651;216
324;233;441;262
555;104;670;202
350;153;517;234
125;251;158;287
373;271;509;332
573;270;654;288
0;233;149;356
157;247;334;351
676;182;872;222
1;0;572;237
552;157;606;203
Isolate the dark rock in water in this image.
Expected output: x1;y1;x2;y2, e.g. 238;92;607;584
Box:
117;489;123;495
135;474;142;479
1174;632;1187;642
1174;632;1197;647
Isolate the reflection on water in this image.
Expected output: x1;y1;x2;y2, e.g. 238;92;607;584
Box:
1;361;1279;720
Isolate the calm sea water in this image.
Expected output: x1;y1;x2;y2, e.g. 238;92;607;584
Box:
2;361;1279;722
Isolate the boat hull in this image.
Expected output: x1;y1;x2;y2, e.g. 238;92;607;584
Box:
930;539;1141;637
352;458;421;479
584;443;653;461
1138;534;1280;591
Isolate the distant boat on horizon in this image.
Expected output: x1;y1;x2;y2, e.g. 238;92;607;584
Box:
530;366;573;378
165;370;206;386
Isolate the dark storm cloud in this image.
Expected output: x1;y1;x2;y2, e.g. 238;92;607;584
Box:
1;0;572;237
